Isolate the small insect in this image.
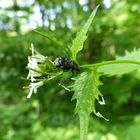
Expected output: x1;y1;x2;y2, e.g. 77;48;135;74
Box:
54;57;79;73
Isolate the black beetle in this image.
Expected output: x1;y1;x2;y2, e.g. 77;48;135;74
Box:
54;57;79;73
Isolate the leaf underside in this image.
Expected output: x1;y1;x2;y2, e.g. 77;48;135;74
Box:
97;49;140;76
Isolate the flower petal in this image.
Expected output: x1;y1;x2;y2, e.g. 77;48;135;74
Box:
58;83;71;91
95;111;109;121
98;96;105;105
27;87;33;98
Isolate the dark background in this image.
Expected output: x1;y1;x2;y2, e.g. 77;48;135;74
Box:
0;0;140;139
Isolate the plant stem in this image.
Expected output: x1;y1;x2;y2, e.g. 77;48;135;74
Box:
80;60;140;68
33;30;70;55
80;114;89;140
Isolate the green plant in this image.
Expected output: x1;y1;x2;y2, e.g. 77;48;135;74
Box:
25;5;140;140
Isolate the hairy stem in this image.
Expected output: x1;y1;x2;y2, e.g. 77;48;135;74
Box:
80;60;140;68
80;114;89;140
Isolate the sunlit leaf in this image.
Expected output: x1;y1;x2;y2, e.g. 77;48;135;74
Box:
72;70;102;115
70;5;99;62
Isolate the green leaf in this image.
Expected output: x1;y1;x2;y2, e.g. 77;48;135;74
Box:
72;69;102;115
97;49;140;76
70;5;99;62
72;69;102;140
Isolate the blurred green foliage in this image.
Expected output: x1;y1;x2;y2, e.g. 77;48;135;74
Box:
0;0;140;139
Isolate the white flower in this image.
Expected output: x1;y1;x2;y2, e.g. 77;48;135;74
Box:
26;44;47;98
27;43;45;82
33;51;46;62
27;57;42;82
27;81;44;98
31;43;45;62
98;96;105;105
58;83;71;91
94;96;108;121
95;111;109;121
